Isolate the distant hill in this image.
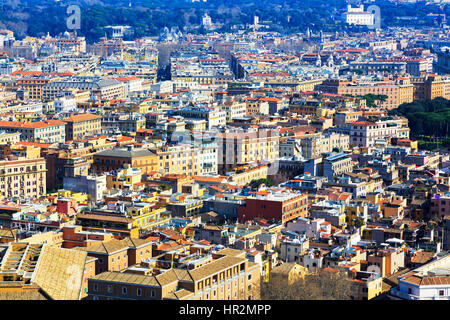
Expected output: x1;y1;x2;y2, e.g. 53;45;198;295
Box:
0;0;447;42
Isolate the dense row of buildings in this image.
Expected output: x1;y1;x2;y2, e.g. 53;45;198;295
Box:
0;20;449;301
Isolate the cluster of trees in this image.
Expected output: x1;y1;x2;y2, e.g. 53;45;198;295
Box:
261;270;352;300
391;97;450;138
358;94;388;108
248;178;274;189
0;0;448;42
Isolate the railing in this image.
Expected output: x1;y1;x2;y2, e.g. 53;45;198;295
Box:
390;288;420;300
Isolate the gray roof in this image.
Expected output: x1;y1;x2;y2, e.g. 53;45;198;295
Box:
95;148;156;158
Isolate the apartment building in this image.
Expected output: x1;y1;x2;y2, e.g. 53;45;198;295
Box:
334;110;363;126
411;74;450;101
152;143;217;176
217;128;279;173
42;77;124;101
280;238;310;263
87;249;261;300
323;153;353;180
431;194;450;218
238;192;308;224
16;76;60;100
349;120;405;148
0;156;46;200
227;163;269;186
76;210;139;239
178;107;226;130
106;166;143;192
367;249;405;278
75;238;153;274
300;133;350;159
244;97;269;116
0;132;21;145
93;147;159;175
102;113;146;133
316;79;413;109
219;100;247;122
0;120;66;143
64;113;102;141
349;271;383;300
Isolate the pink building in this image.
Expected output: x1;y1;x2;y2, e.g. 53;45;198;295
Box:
431;195;450;218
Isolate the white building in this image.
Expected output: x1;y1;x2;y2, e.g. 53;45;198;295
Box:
219;100;247;122
202;13;212;29
349;119;408;148
344;5;374;26
63;174;107;203
391;253;450;300
54;96;77;113
286;218;331;239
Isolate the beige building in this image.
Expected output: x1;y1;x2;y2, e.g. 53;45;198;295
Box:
87;249;261;300
219;100;247;122
245;98;269;116
227;163;269;185
152;144;204;176
64;113;102;141
317;78;414;109
218;128;279;173
0;132;21;145
411;74;450;101
0;156;46;200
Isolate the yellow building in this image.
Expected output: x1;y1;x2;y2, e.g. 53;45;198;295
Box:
106;166;144;192
64;113;102;141
132;100;157;113
151;144;203;176
218;129;279;173
270;262;308;284
126;202;166;230
55;190;89;204
228;164;269;186
0;156;46;200
349;274;383;300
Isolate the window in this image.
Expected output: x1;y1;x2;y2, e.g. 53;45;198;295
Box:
122;287;127;295
150;290;155;297
439;290;444;296
137;288;142;296
107;285;112;293
93;284;98;292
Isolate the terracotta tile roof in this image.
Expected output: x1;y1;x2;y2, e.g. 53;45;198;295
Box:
16;141;52;148
64;113;102;122
411;251;435;264
402;274;450;286
0;119;66;129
